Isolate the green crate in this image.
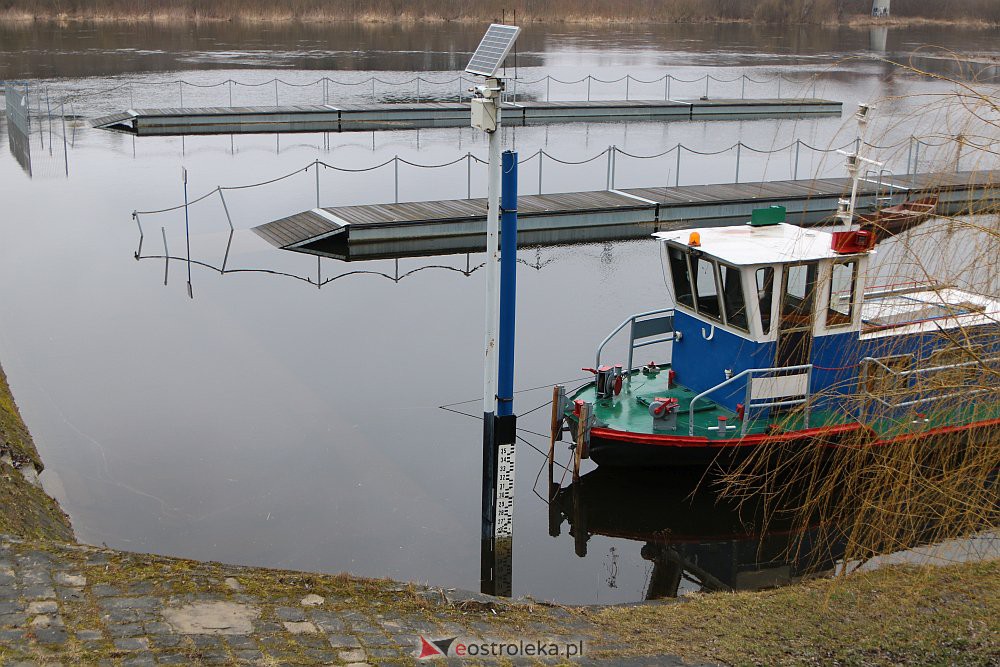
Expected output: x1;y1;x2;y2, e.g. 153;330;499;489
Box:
750;205;786;226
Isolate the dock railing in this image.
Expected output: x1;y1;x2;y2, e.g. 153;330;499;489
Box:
595;308;675;374
689;364;814;436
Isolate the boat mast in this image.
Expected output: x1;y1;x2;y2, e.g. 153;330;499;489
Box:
837;103;883;227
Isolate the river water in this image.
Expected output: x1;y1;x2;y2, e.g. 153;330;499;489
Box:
0;21;997;604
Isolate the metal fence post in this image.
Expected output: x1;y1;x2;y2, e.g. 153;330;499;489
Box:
458;75;462;102
587;75;592;101
372;77;377;102
911;140;920;189
906;135;914;175
666;75;672;101
606;146;613;190
794;139;801;180
179;81;184;107
467;152;472;199
741;74;746;99
228;80;233;107
538;150;544;194
274;79;279;106
315;160;321;207
735;142;742;183
611;145;617;189
394;156;399;203
625;75;630;100
675;144;682;187
704;75;709;98
416;76;420;100
777;75;782;99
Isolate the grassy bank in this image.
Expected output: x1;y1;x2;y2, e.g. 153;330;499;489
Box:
0;363;74;542
591;559;1000;665
1;0;998;25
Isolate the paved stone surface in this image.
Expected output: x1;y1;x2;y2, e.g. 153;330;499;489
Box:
0;534;702;665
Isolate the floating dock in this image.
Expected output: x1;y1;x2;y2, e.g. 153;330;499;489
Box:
91;98;841;135
253;170;997;260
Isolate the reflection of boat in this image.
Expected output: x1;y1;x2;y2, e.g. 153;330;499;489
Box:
550;468;840;599
857;195;938;242
555;204;999;468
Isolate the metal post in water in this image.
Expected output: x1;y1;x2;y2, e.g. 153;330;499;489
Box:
741;74;746;99
625;75;630;100
467;152;472;199
394;157;399;204
606;146;613;190
479;77;504;595
274;79;279;106
182;167;192;298
60;103;69;176
704;75;709;98
491;148;519;600
587;75;591;101
179;81;184;107
794;139;801;180
229;80;233;107
666;74;671;101
416;77;420;100
906;135;914;175
315;160;321;207
777;75;782;99
735;142;741;183
546;75;550;102
610;145;617;189
911;140;920;189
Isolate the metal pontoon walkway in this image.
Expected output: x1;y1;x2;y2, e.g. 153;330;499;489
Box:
252;170;997;259
91;97;841;135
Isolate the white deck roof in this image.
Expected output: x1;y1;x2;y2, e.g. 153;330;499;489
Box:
654;223;867;265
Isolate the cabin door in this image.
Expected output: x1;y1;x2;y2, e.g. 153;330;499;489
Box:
775;262;818;369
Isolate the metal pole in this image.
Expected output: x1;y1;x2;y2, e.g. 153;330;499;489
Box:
587;75;591;101
416;77;420;100
179;81;183;107
229;80;233;107
794;139;801;180
458;76;463;102
275;79;279;106
498;149;518;423
676;144;682;187
60;103;68;177
546;75;550;102
777;75;782;99
606;146;613;190
182;167;192;298
666;75;671;101
610;145;617;189
481;85;503;588
741;74;746;99
911;140;920;189
906;136;914;175
394;157;399;203
735;142;741;183
704;75;709;98
315;160;321;207
625;75;630;100
537;150;543;195
467;152;472;199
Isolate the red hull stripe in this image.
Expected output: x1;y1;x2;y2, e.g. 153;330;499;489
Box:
592;417;1000;449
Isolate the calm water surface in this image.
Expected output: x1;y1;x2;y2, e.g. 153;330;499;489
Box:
0;22;997;604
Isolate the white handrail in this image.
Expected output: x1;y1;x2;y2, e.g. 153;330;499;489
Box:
689;364;813;436
595;307;674;370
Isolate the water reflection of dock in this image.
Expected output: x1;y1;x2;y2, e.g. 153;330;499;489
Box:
91;97;841;136
255;169;998;258
550;468;841;599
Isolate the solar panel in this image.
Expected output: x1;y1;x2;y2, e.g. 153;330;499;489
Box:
465;24;521;77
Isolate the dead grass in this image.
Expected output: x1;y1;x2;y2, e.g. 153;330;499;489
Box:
589;558;1000;665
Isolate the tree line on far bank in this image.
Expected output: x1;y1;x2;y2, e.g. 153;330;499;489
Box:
2;0;999;24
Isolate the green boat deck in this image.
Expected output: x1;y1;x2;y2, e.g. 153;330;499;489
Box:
565;366;998;440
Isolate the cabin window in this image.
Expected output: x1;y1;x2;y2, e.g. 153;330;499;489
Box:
781;262;818;325
719;263;749;332
692;256;722;321
826;260;857;328
756;267;775;334
667;246;694;309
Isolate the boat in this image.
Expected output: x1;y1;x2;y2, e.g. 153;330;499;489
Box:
555;204;1000;468
857;194;938;241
